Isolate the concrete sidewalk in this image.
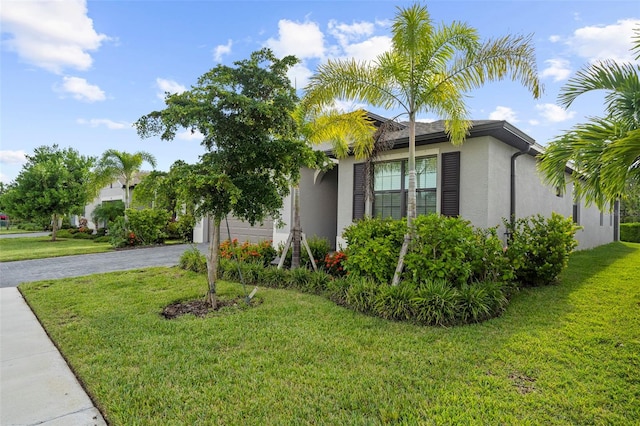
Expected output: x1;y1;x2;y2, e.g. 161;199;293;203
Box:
0;287;106;425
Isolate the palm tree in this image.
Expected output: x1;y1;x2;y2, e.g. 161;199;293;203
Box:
538;30;640;209
286;105;377;268
95;150;157;209
304;3;542;284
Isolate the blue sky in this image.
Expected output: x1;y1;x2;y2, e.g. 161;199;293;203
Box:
1;0;638;184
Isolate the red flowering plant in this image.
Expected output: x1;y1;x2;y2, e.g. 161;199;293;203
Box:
127;231;139;246
219;239;276;266
324;251;347;277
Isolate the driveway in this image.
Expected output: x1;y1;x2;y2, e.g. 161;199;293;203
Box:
0;243;208;288
0;232;50;239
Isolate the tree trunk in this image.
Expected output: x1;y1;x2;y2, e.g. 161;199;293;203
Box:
291;185;301;269
205;216;220;309
392;114;416;286
51;213;58;242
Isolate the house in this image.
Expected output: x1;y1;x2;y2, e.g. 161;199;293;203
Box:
80;172;149;230
200;114;620;251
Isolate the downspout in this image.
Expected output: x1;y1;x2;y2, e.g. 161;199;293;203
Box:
509;144;531;237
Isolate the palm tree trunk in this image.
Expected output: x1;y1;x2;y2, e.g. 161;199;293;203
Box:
291;185;301;269
205;216;220;309
392;115;416;286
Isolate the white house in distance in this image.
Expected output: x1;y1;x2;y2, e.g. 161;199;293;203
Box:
81;173;148;230
193;113;619;251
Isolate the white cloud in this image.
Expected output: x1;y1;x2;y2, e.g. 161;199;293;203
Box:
56;76;105;102
265;19;325;59
489;106;519;122
0;150;27;165
568;19;640;63
536;104;577;123
156;78;186;100
540;58;572;82
177;129;204;141
328;20;375;46
77;118;129;129
342;35;392;62
332;99;368;113
0;0;108;73
528;119;540;126
416;117;436;123
549;35;561;43
287;63;314;89
214;39;232;62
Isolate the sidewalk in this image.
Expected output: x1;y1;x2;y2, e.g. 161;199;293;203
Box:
0;287;107;425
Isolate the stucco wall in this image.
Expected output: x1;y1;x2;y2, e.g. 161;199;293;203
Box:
274;167;339;249
334;136;615;250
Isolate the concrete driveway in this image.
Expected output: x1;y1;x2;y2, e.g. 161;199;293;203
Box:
0;243;208;288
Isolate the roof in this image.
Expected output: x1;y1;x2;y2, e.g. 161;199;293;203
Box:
382;119;537;154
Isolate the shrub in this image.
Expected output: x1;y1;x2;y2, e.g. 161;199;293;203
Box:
346;277;381;314
279;235;332;269
71;231;94;240
126;208;170;245
54;229;74;239
178;246;207;273
504;213;579;286
220;239;277;266
373;282;416;321
324;251;347;277
93;236;110;243
78;226;94;235
108;217;128;248
620;223;640;243
342;217;405;283
412;279;458;326
167;213;196;242
95;227;107;237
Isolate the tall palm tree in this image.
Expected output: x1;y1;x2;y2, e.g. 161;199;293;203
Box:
305;3;542;284
538;31;640;209
95;149;157;209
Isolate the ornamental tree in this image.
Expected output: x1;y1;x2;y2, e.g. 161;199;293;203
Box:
135;49;314;308
1;145;95;241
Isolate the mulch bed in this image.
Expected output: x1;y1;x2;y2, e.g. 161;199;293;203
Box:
162;298;246;319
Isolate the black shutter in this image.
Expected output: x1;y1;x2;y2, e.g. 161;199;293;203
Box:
440;152;460;217
353;163;366;220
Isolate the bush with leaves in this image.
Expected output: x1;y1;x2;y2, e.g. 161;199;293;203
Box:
126;208;170;245
220;239;277;266
178;246;207;273
620;223;640;243
342;217;406;283
504;212;579;286
323;251;347;277
279;235;332;269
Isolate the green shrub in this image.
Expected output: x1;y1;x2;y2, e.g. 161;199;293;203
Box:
412;279;457;326
108;217;128;248
374;282;416;321
326;277;351;305
279;235;332;269
455;284;491;324
620;223;640;243
95;227;107;237
93;236;110;243
260;266;289;288
54;229;74;239
126;208;170;245
346;277;381;314
167;213;196;242
342;217;405;283
504;213;579;286
178;246;207;273
71;231;94;239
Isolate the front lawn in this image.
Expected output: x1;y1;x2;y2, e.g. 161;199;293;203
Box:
20;242;640;424
0;237;113;261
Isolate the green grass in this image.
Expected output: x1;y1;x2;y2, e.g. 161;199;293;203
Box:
0;237;113;261
20;242;640;425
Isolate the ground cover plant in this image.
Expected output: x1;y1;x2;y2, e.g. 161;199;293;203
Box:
20;242;640;425
0;236;113;262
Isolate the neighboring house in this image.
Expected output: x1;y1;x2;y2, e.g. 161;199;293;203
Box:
81;172;149;229
196;114;620;251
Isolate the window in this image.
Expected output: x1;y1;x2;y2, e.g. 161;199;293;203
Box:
373;156;437;219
